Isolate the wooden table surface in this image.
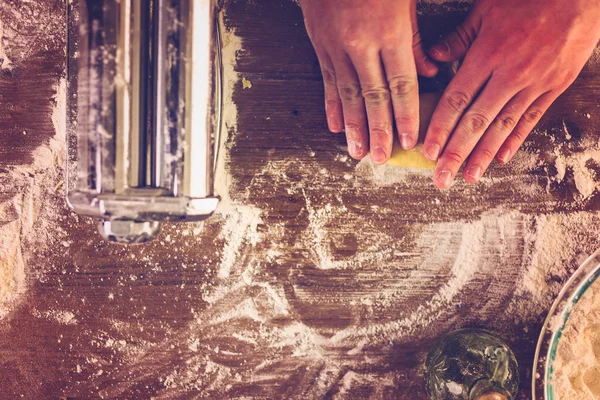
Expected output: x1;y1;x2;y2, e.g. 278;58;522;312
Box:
1;0;600;398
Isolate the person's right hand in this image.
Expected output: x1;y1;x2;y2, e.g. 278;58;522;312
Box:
299;0;439;164
422;0;600;189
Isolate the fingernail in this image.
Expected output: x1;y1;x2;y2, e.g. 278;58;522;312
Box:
465;165;482;182
400;134;415;150
348;141;364;158
423;56;437;71
431;41;450;57
436;169;453;188
371;147;387;164
425;143;441;161
329;122;343;133
443;41;451;54
497;149;511;164
328;115;342;133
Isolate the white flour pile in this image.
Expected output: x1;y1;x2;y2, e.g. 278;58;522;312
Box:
0;17;11;70
554;279;600;399
0;2;67;317
0;79;66;318
211;13;264;281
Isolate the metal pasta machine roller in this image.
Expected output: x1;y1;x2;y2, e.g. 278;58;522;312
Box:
66;0;222;244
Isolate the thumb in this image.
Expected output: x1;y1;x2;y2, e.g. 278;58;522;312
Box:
410;6;438;77
429;11;481;63
413;32;439;78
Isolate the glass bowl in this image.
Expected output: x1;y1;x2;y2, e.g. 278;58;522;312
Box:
532;248;600;399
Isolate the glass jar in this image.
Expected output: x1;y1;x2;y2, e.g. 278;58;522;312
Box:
425;329;520;400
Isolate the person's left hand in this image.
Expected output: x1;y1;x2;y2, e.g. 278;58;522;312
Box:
422;0;600;189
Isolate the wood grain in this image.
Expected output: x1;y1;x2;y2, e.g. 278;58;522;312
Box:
0;0;599;399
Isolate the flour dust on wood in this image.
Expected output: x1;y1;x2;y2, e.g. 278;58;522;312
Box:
0;79;67;318
2;1;600;398
78;10;600;400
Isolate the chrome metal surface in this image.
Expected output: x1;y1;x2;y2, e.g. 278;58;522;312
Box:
67;0;221;244
99;220;162;244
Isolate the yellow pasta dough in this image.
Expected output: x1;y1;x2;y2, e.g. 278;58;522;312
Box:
386;92;442;170
387;143;436;170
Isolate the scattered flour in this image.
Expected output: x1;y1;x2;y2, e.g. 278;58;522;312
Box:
136;41;600;393
0;17;12;70
551;119;600;198
302;192;394;270
215;204;262;279
507;212;600;324
2;1;599;398
209;13;264;281
32;308;77;326
551;141;600;200
0;2;64;65
0;79;66;318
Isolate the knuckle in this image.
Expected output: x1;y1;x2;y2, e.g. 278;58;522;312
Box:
522;108;543;124
477;148;496;160
444;90;471;113
510;129;529;143
388;75;417;97
369;122;393;138
362;86;391;104
493;115;518;131
342;27;367;52
464;112;492;133
431;125;453;142
321;67;337;86
338;82;362;103
395;116;418;131
341;26;360;48
443;150;465;165
455;24;474;48
370;129;392;140
344;122;363;140
325;99;340;112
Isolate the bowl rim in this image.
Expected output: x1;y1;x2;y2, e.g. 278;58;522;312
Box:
532;247;600;399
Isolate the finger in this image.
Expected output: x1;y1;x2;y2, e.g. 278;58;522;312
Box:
410;5;439;78
316;50;344;133
462;90;538;183
496;91;556;165
423;42;492;162
428;9;481;63
381;43;420;150
349;50;394;164
333;54;369;160
433;80;520;189
412;31;439;78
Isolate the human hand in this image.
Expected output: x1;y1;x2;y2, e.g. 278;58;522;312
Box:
300;0;439;164
423;0;600;188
